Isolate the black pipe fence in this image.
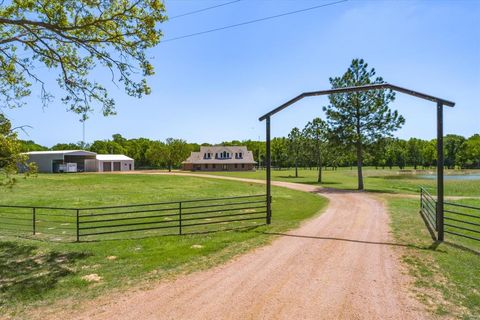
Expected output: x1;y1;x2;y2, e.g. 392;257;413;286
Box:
420;187;437;234
420;187;480;245
0;194;268;242
444;201;480;243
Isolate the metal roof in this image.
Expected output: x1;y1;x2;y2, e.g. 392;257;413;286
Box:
24;150;97;156
96;154;134;161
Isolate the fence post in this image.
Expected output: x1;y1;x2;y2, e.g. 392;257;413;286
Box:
76;209;80;242
420;188;423;212
266;116;272;225
32;208;36;235
436;102;445;241
179;202;182;235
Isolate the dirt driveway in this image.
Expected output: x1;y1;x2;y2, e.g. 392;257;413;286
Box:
66;173;429;319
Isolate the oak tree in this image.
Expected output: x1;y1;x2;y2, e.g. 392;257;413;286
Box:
0;0;166;182
0;114;36;186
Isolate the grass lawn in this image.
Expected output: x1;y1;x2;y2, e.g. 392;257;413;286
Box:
191;167;480;196
0;174;327;317
388;197;480;319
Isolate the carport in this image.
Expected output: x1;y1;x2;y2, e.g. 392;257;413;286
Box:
24;150;97;173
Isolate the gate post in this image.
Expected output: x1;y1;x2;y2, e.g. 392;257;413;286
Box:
266;116;272;224
436;102;444;241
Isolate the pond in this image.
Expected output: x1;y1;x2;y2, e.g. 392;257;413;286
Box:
417;174;480;181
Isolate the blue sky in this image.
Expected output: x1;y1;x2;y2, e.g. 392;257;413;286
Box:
7;0;480;147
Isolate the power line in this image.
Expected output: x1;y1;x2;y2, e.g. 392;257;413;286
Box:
169;0;243;20
163;0;348;43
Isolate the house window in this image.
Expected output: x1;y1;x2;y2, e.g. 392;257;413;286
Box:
205;164;208;169
212;164;216;169
241;164;245;168
234;164;238;168
239;152;243;158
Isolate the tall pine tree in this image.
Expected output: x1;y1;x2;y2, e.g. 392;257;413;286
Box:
323;59;405;190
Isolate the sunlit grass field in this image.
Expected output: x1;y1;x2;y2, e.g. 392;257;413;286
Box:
0;174;327;316
389;198;480;318
192;167;480;196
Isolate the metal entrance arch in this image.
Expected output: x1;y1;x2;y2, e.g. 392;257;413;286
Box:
259;83;455;241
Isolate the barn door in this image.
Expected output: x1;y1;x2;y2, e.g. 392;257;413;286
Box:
113;162;121;171
103;162;112;172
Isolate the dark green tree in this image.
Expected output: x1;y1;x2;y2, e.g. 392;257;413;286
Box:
323;59;405;190
456;134;480;168
444;134;465;169
407;138;424;170
19;140;48;152
421;140;436;168
271;137;288;169
303;118;328;183
160;138;192;171
145;140;166;168
0;115;36;186
369;138;388;169
51;142;82;150
287;127;302;177
89;140;124;154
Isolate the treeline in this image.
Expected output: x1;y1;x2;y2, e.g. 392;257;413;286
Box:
265;130;480;170
19;131;480;171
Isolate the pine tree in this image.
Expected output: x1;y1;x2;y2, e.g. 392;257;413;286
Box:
323;59;405;190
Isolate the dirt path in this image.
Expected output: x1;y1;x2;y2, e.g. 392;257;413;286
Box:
68;173;429;319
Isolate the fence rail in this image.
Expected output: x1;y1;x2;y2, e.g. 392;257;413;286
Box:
420;187;480;244
420;187;437;234
444;201;480;242
0;194;269;242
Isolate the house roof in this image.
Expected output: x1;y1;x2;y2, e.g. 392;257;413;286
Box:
96;154;134;161
24;150;97;156
183;146;256;164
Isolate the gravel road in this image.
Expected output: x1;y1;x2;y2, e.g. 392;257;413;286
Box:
64;174;429;320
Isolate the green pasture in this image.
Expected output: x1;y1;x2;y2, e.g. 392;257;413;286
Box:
193;167;480;196
0;174;327;316
388;198;480;319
